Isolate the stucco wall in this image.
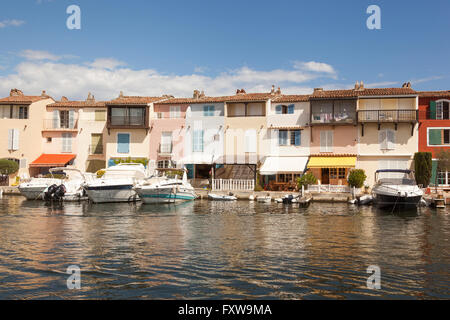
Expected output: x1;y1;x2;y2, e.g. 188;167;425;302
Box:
310;126;357;154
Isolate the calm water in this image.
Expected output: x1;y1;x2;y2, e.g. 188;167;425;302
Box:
0;196;448;299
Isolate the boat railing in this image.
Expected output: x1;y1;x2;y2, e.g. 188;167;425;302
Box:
307;184;361;194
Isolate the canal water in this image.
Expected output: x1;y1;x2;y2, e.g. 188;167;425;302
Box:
0;196;448;299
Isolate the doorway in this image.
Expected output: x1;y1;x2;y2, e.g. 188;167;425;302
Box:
321;168;330;184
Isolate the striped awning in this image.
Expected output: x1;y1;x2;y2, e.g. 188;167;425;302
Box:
307;156;356;168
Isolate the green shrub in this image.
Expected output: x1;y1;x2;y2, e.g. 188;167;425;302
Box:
347;169;367;188
0;159;19;175
113;157;148;167
414;152;432;187
297;172;317;188
96;169;106;178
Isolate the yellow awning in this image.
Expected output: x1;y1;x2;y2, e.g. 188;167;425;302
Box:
307;156;356;168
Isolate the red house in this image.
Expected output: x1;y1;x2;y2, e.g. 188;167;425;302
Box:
418;91;450;186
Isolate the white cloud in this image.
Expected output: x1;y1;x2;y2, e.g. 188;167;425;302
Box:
0;19;25;28
294;61;336;75
0;55;339;100
88;58;127;70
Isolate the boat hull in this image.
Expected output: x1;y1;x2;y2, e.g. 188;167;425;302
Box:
84;184;138;203
373;193;422;209
136;187;196;204
18;186;47;200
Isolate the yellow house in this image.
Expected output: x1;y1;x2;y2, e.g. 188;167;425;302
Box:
356;84;419;186
0;89;54;182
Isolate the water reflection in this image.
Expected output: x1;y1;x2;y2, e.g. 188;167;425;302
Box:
0;196;448;299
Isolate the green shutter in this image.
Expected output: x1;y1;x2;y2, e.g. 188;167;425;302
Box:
431;160;438;186
429;129;442;145
430;101;437;119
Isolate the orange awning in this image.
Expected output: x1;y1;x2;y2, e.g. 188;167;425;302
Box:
30;154;76;167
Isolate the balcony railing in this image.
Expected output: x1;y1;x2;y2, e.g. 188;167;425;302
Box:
110;116;146;127
89;144;103;155
43;119;78;130
311;112;356;124
357;110;417;122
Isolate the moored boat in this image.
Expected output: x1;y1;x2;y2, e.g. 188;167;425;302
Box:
42;167;88;202
83;163;147;203
18;177;63;200
208;193;237;201
372;169;423;209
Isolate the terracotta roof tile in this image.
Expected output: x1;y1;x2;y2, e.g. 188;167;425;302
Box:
107;96;167;105
157;92;274;105
0;95;53;105
418;90;450;98
311;87;417;99
49;100;106;108
272;95;310;103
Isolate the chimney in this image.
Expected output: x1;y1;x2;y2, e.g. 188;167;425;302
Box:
355;81;360;90
41;90;48;97
10;88;24;96
359;81;364;90
199;90;205;98
61;96;69;102
314;88;323;94
240;88;246;94
276;87;281;95
407;82;411;88
119;91;124;98
271;85;275;94
86;92;95;102
193;90;200;99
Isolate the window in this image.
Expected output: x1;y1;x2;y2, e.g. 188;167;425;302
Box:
62;133;72;152
110;107;146;126
444;130;450;145
91;134;103;154
436;101;450;120
157;160;172;169
203;105;215;117
338;168;346;179
160;132;172;153
330;168;337;179
290;130;301;146
170;106;181;118
95;110;106;121
379;129;395;150
60;110;70;128
429;129;442;145
117;133;130;154
275;104;294;114
19;106;28;119
278;130;288;146
7;129;19;151
156;112;163;119
193;130;204;152
379;159;409;179
47;137;52;143
320;131;333;152
245;130;257;153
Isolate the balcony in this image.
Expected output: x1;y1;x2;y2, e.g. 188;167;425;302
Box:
311;112;356;125
89;144;104;155
357;110;417;123
42;119;78;131
158;143;173;156
107;106;149;132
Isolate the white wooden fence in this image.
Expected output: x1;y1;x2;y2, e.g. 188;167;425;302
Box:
212;179;255;191
307;184;361;194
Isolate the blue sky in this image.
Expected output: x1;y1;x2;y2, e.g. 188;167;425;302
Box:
0;0;449;100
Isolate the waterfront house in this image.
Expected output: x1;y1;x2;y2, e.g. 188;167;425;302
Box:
0;89;54;182
259;93;310;191
356;83;418;186
43;93;107;173
307;87;358;187
150;96;188;170
105;93;165;168
418;90;450;186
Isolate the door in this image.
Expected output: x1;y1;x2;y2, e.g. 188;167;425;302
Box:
321;168;330;184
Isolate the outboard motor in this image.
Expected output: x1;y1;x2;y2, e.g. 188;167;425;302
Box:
44;184;66;202
282;194;294;204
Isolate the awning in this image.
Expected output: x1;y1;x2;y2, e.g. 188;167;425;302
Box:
30;154;76;167
259;156;309;175
307;156;356;168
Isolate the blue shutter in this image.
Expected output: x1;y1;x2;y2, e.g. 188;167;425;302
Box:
275;105;282;114
117;133;130;153
185;164;194;179
108;159;116;167
288;104;295;114
203;106;208;117
294;130;301;146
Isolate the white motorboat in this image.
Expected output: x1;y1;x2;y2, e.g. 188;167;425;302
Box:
42;167;88;202
83;163;148;203
18;177;63;200
256;194;272;203
208;193;237;201
372;169;424;209
134;169;197;204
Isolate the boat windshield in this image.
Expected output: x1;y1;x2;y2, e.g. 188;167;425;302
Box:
377;178;416;185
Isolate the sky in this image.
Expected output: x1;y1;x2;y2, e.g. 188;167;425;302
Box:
0;0;449;100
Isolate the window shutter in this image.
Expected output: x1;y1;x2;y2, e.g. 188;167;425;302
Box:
245;130;257;152
69;110;75;128
429;129;442;145
379;130;387;149
295;130;301;146
53;110;60;129
387;130;395;150
320;131;326;152
429;101;436;119
275;105;282;114
8;129;13;150
117;133;130;153
288;104;295;114
12;129;19;150
19;158;27;169
327;131;333;152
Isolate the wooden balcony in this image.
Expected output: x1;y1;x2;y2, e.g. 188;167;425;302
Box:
310;112;356;125
357;110;418;123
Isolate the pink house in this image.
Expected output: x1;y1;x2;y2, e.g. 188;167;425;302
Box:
150;101;189;169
